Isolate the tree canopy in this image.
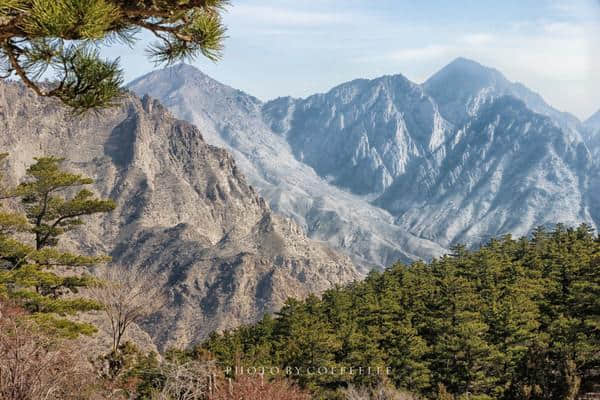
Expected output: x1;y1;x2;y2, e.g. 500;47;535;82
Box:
0;154;115;337
0;0;228;112
201;225;600;400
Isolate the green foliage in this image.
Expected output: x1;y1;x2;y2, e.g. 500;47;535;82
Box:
17;156;115;250
30;312;97;338
201;225;600;400
22;0;121;39
0;0;228;112
0;154;114;336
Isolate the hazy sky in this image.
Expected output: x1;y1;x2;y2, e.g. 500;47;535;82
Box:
103;0;600;120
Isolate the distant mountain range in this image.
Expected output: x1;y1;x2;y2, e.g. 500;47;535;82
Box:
129;58;599;266
128;64;447;270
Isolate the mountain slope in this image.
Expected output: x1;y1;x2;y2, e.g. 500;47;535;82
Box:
128;65;448;270
128;60;598;265
585;109;600;131
0;81;359;348
377;96;594;245
264;75;452;195
584;110;600;160
424;57;583;135
261;59;597;245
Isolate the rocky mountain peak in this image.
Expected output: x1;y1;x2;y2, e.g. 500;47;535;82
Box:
266;71;452;195
127;58;599;271
424;58;582;135
130;65;449;270
0;81;359;349
585;109;600;131
424;58;511;125
427;57;507;89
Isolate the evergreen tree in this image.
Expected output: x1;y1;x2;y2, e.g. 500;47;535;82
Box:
0;0;228;112
0;154;115;336
273;296;343;392
201;225;600;399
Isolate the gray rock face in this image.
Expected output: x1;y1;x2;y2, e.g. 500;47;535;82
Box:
0;82;359;349
130;59;598;259
269;75;452;195
584;110;600;160
264;59;598;246
584;111;600;225
377;96;595;246
129;65;448;270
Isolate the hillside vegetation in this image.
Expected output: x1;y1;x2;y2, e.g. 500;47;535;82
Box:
201;225;600;399
1;154;598;399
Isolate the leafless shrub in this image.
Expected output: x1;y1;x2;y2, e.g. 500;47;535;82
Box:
343;383;420;400
151;360;219;400
0;300;96;400
88;267;166;354
209;373;312;400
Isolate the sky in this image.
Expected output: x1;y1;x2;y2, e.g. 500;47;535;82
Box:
102;0;600;121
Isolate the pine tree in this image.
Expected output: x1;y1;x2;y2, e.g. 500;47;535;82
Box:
272;296;342;392
426;257;498;397
0;0;228;112
201;225;600;400
0;154;115;337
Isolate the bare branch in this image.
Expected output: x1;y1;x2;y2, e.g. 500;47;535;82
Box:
88;266;166;355
0;300;97;400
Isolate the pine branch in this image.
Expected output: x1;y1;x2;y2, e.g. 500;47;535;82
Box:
0;0;229;112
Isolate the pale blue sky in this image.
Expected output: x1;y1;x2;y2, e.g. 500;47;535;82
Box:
103;0;600;120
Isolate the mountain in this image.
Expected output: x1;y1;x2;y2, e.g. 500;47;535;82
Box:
584;110;600;225
424;57;583;135
263;75;453;196
128;65;448;270
130;59;598;254
377;96;594;245
0;81;359;348
260;58;597;246
586;109;600;131
584;110;600;159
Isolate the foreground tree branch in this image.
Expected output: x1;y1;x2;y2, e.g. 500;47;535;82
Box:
0;0;228;112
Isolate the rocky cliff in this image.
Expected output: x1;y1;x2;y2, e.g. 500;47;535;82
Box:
0;82;359;348
128;65;448;270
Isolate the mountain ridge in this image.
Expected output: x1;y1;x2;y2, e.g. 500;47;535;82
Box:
423;57;582;135
129;58;598;261
128;65;449;270
0;81;359;349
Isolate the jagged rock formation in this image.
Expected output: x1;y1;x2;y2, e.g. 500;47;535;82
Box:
130;58;598;259
265;58;597;246
584;110;600;226
377;96;594;246
128;65;448;270
0;82;359;349
264;75;453;195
